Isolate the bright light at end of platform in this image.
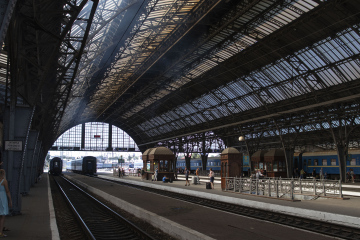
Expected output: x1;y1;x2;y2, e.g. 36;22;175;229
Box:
238;136;245;141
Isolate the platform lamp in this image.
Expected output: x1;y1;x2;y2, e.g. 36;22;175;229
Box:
238;136;245;141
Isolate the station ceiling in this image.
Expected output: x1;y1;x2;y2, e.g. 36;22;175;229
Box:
5;0;360;153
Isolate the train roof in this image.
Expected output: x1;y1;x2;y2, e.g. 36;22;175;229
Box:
302;149;360;157
302;151;338;157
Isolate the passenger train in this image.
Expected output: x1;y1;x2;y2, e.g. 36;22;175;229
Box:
49;157;63;175
175;150;359;180
294;150;360;179
176;157;221;172
66;156;97;176
176;156;251;175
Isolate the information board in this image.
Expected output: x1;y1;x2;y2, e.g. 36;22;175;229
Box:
5;141;22;151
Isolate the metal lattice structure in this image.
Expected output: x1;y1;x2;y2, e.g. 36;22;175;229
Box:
3;0;360;157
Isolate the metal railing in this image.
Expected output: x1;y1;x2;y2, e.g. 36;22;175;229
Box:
224;177;343;200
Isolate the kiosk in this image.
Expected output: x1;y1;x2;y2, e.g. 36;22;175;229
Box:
142;147;175;181
264;149;287;178
220;147;242;190
251;150;268;175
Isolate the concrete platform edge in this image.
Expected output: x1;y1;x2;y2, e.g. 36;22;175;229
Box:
48;175;60;240
66;175;216;240
103;176;360;229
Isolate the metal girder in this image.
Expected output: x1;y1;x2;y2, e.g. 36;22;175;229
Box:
8;0;99;151
99;0;223;121
124;0;360;146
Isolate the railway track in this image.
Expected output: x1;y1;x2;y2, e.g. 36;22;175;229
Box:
50;175;157;240
94;176;360;240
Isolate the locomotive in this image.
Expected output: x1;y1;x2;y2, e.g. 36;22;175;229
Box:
49;157;63;175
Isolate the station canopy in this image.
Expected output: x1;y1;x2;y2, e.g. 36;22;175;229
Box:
6;0;360;152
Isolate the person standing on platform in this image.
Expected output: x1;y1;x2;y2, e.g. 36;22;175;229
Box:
312;168;316;179
184;167;190;186
0;169;12;238
209;168;215;189
320;168;324;180
196;168;200;184
300;169;305;179
154;167;158;181
141;169;145;181
255;169;264;179
350;168;355;183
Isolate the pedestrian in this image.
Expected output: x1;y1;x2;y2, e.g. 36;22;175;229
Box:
255;169;264;179
0;169;12;238
196;168;200;184
154;167;158;181
184;167;190;186
346;170;351;182
174;168;178;180
300;169;305;179
312;168;316;179
162;175;169;183
320;168;324;180
141;168;145;181
350;168;355;183
209;168;215;189
295;168;299;178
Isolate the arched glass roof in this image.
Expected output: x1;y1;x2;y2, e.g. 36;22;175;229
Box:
53;122;140;151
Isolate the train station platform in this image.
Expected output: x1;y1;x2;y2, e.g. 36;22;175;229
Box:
5;171;360;239
95;172;360;225
65;171;360;240
5;173;57;240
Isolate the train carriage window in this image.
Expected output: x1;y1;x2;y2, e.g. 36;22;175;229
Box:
314;159;318;166
307;159;311;167
331;159;336;166
322;159;327;166
351;158;356;166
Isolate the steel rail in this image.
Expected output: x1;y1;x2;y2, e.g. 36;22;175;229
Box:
53;175;156;240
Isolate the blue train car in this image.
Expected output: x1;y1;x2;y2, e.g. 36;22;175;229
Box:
67;156;97;175
295;150;360;179
49;157;62;175
176;157;221;172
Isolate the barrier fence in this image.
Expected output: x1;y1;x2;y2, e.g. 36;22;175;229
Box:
224;177;343;200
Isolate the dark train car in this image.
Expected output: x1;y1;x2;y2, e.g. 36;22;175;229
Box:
49;157;63;175
67;156;97;175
